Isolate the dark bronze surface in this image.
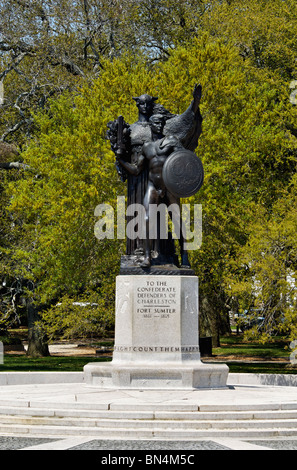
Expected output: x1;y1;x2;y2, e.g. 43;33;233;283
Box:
162;149;204;198
106;85;204;271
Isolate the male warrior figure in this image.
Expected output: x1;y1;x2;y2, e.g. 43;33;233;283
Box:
117;114;191;268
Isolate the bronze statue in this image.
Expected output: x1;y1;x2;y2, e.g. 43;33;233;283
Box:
107;85;203;271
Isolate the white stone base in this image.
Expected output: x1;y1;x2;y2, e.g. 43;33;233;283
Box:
84;274;229;389
84;361;229;389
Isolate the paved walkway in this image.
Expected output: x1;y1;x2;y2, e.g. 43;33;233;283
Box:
1;435;297;450
1;379;297;408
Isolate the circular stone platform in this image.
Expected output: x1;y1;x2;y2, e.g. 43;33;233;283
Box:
0;373;297;440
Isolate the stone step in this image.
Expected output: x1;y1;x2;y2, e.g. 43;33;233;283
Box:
1;399;297;413
1;405;297;422
1;414;297;431
1;400;297;411
156;410;297;421
1;397;297;439
0;423;297;439
198;402;297;412
0;406;154;420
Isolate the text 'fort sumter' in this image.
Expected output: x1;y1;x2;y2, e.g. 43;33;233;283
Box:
136;280;177;318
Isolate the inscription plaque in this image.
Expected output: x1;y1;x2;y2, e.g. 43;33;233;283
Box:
133;277;180;352
135;278;177;318
113;275;201;363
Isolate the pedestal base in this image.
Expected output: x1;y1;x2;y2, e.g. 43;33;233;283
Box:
83;274;229;389
84;361;229;389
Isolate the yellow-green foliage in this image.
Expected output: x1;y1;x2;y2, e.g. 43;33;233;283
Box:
201;0;297;80
4;31;297;339
230;174;297;342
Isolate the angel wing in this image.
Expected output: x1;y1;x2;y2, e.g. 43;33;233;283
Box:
163;104;202;152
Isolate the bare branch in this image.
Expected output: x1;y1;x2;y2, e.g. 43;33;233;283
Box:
14;0;50;27
0;161;30;170
59;56;86;77
0;119;32;142
0;52;30;81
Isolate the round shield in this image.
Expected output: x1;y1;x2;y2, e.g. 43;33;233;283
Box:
162;149;204;198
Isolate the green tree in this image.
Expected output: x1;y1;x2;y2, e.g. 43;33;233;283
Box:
155;35;297;344
0;142;34;330
5;33;297;346
201;0;297;80
227;174;297;343
4;57;156;344
0;0;206;142
3;0;297;349
0;0;140;143
2;0;297;143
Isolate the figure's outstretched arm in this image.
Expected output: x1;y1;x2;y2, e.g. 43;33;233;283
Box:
116;155;145;176
191;83;202;114
162;83;203;151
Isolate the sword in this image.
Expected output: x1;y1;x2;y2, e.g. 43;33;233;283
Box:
116;115;126;157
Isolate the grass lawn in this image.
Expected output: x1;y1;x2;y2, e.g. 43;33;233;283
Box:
0;333;296;374
0;355;111;372
223;362;297;374
210;334;297;374
213;334;290;359
0;353;295;374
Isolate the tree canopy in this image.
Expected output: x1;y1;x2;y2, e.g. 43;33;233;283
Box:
1;0;297;349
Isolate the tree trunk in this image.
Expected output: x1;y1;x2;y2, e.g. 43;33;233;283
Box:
199;291;231;348
199;295;221;347
26;301;49;357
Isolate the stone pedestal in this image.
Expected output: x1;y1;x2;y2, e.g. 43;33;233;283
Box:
84;275;229;389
